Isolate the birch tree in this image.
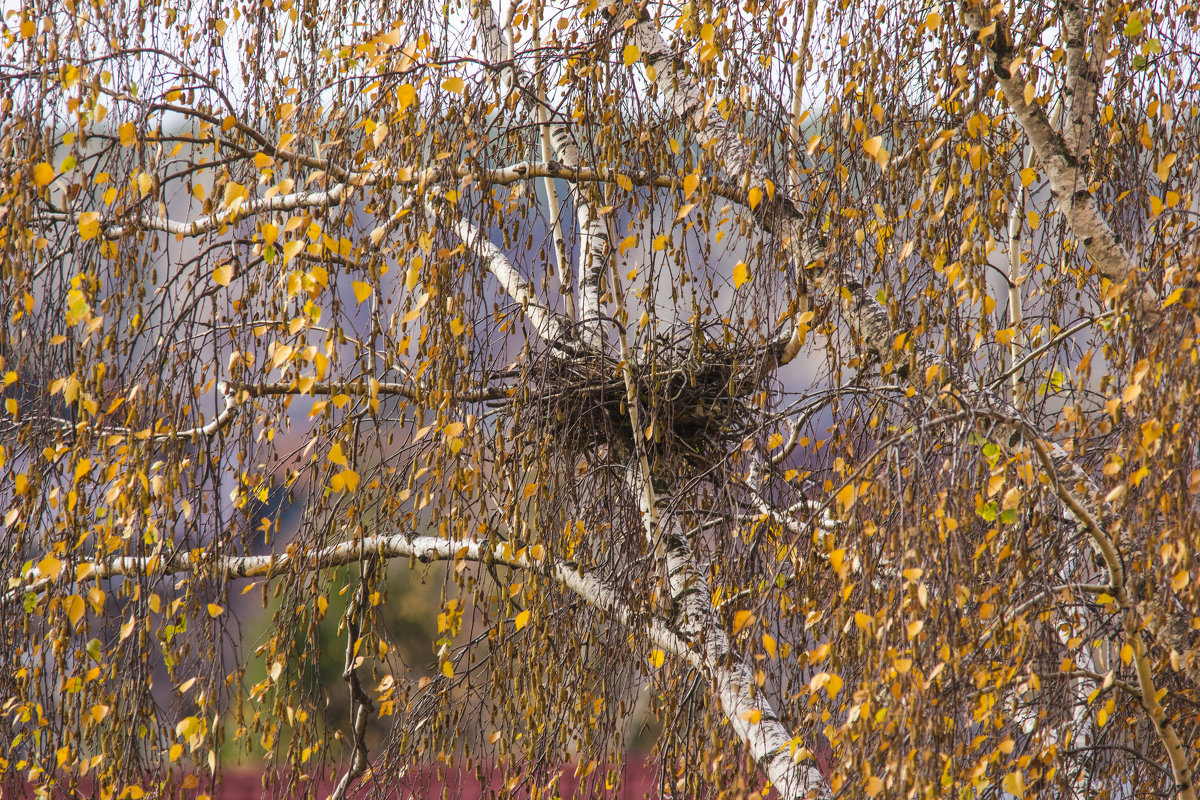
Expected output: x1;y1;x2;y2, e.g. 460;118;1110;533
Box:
2;0;1199;797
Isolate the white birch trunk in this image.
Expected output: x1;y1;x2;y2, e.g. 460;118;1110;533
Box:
624;467;829;799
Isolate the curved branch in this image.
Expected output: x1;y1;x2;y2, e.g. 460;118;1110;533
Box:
967;4;1158;315
4;534;698;667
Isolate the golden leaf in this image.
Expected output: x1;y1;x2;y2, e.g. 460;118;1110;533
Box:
33;162;55;187
1156;153;1177;182
77;212;101;241
733;262;751;288
397;83;416;110
762;633;778;659
328;442;348;467
683;172;699;198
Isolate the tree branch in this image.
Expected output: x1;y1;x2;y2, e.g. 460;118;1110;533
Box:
438;205;579;353
966;4;1158;315
4;533;699;668
624;466;829;799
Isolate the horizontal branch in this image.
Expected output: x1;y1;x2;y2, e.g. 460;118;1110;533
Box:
47;160;749;244
5;534;699;667
6;381;242;444
227;377;511;404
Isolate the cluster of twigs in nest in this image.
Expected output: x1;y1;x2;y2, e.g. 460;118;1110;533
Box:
510;327;770;469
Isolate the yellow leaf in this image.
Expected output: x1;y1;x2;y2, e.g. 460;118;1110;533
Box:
762;633;778;659
623;44;640;67
33;162;55;187
213;264;233;287
995;327;1015;344
747;186;763;209
397;83;416;110
1172;569;1190;591
442;76;464;94
865;776;884;797
331;469;359;492
648;649;665;668
514;609;530;631
1026;210;1040;229
863;135;882;158
282;240;303;262
929;128;955;151
1020;167;1037;186
732;609;754;634
441;660;454;678
739;709;763;724
1149;195;1164;217
652;234;669;251
119;122;136;147
893;657;912;674
1156;153;1177;182
38;554;64;580
450;317;466;336
206;603;224;618
77;212;101;241
1120;643;1133;665
65;595;86;628
733;262;751;288
1002;770;1026;799
854;611;873;631
352;281;373;303
683;172;699;198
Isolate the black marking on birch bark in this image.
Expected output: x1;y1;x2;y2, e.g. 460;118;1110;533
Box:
757;743;809;769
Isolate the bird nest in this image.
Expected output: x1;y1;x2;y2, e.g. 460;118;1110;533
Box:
510;333;768;469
